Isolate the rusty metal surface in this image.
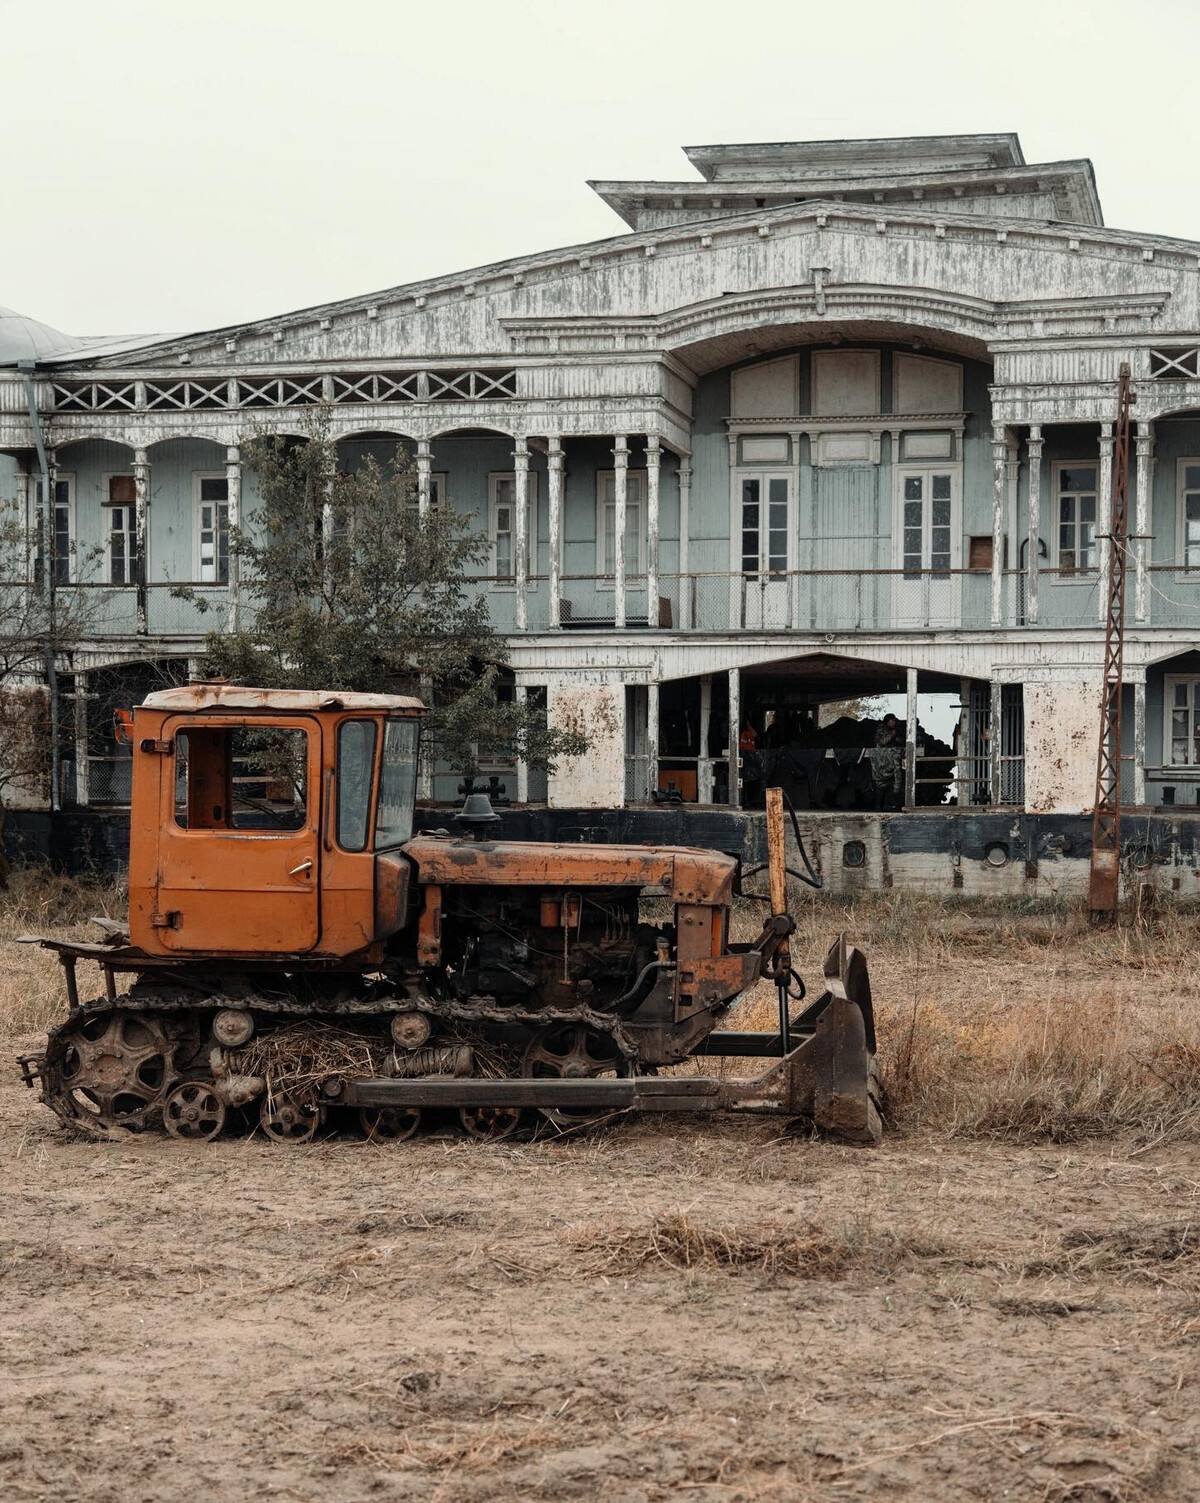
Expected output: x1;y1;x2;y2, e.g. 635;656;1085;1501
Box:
404;835;738;906
139;685;425;714
1089;362;1134;923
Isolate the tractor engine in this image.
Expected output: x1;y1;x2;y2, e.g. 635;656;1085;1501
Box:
437;886;664;1011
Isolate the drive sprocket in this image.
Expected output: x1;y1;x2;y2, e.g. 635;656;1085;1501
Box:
43;1007;176;1133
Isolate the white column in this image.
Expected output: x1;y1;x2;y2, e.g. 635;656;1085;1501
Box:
225;445;241;632
1026;425;1043;625
990;423;1006;626
613;435;628;630
73;671;89;808
1098;422;1114;622
134;446;149;635
1005;436;1020;627
678;462;692;628
513;438;530;631
647;681;659;799
1135;420;1154;623
1134;679;1147;806
989;677;1002;806
645;435;660;628
416;437;432;516
548;436;563;628
905;666;918;808
728;666;740;808
698;672;713;803
515;684;529;803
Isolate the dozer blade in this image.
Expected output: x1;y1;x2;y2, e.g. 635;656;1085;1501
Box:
715;934;882;1145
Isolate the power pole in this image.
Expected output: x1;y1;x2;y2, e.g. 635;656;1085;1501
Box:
1088;362;1135;924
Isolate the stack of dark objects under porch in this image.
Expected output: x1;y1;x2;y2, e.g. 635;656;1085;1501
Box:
750;717;954;811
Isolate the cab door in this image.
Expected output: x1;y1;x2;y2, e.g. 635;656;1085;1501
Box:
153;715;321;954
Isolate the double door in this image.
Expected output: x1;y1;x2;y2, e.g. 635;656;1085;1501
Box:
737;473;791;628
893;467;960;627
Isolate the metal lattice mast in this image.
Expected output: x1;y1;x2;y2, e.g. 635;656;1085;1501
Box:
1088;362;1135;923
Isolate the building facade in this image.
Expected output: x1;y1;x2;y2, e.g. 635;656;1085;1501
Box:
4;132;1200;831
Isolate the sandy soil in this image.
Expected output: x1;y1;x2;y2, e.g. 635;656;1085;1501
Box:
3;1052;1198;1503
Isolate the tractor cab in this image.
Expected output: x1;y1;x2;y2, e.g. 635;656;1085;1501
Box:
124;684;426;960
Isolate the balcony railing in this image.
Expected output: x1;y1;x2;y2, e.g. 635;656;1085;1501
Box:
12;558;1200;641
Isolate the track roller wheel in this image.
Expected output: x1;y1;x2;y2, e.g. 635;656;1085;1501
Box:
49;1009;175;1132
359;1105;421;1142
521;1023;630;1129
259;1088;321;1144
458;1104;521;1141
164;1081;225;1142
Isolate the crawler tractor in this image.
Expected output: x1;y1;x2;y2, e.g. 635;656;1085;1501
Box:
18;685;881;1145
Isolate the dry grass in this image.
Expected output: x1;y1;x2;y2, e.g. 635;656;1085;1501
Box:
573;1207;952;1279
0;865;126;1037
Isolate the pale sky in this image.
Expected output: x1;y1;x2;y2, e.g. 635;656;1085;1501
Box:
5;0;1198;339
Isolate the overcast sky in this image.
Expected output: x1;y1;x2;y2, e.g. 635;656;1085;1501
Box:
5;0;1198;339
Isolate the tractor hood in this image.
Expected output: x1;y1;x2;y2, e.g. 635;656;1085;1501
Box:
402;835;738;906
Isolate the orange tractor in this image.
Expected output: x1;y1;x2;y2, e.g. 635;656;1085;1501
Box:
18;684;881;1144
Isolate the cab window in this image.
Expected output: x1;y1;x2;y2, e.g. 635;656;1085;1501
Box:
173;724;308;831
375;718;418;849
336;719;377;851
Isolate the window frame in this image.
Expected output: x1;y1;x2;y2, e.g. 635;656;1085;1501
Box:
1163;675;1200;768
890;463;962;575
1051;459;1100;577
101;472;139;587
171;720;314;834
30;471;75;585
594;468;647;583
487;471;538;589
1175;457;1200;571
735;471;792;578
335;717;378;852
193;471;231;585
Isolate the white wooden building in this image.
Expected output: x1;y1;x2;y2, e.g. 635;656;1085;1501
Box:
4;131;1200;825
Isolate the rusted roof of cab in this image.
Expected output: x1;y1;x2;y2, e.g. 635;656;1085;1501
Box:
140;685;426;713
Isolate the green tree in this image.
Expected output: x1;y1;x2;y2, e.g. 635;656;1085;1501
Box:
191;410;586;787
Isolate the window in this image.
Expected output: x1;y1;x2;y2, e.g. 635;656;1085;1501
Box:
1166;679;1200;767
173;725;308;831
32;474;74;584
375;718;419;848
194;474;230;583
337;719;377;851
596;470;646;576
897;469;955;577
1055;463;1098;573
488;472;537;581
103;476;138;586
1178;460;1200;569
740;476;789;575
406;472;448;510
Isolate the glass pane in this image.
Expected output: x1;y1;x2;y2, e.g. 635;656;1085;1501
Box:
904;528;921;555
200;476;228;502
931;474;951;500
1060;497;1073;523
1187;494;1200;521
375;719;418;848
768;478;788;507
337;719;377;851
1061;466;1096;492
931;552;950;573
1175;685;1189;708
1060;549;1076;571
931;500;951;527
1080;497;1095;523
742;502;759;528
1172;738;1189;766
931;528;950;553
903;501;922;527
742;479;760;506
1186;465;1200;490
904;476;922;500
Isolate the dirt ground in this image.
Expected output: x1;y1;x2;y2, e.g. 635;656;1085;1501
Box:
3;1056;1198;1502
